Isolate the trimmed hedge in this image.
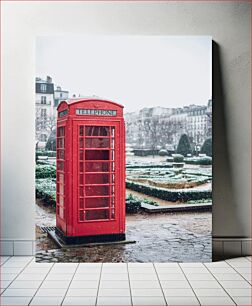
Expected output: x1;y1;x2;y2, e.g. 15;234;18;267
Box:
126;180;211;202
36;178;56;207
185;157;212;165
36;164;56;179
126;164;173;169
36;150;56;158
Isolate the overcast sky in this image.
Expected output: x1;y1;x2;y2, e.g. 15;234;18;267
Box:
36;35;211;113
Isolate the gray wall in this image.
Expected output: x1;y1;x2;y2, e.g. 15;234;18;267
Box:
1;2;250;251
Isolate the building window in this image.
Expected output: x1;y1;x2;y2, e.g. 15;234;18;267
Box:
41;84;47;92
41;96;47;104
60;93;63;98
41;109;47;118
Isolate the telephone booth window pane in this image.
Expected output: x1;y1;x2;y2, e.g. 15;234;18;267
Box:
79;210;84;221
59;174;64;184
80;138;84;148
86;210;109;220
85;174;109;184
85;186;110;196
79;174;83;185
86;173;110;184
59;196;64;205
85;138;110;148
79;187;84;197
80;198;84;209
58;161;64;171
85;126;109;136
59;184;64;194
85;162;110;172
59;150;64;159
80;163;84;172
85;198;109;208
85;150;109;160
80;150;84;160
80;126;84;136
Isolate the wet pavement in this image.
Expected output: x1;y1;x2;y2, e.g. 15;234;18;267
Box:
36;202;212;263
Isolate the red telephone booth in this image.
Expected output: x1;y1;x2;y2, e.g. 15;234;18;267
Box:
55;98;126;244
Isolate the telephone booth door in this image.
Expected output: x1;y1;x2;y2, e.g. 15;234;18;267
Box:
72;120;122;237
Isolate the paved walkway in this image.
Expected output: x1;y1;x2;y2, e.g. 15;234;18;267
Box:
1;256;251;305
36;211;212;262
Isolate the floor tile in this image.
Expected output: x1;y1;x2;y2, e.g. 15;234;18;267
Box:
131;288;163;297
66;288;98;296
198;296;235;305
30;296;64;305
214;273;245;281
16;273;46;281
128;267;155;274
227;257;250;263
97;296;132;305
7;256;33;262
1;288;37;296
154;263;179;268
158;273;186;281
130;280;160;289
3;261;28;268
98;288;130;297
70;280;99;288
241;273;252;283
132;296;166;305
74;273;100;281
234;267;251;274
0;296;32;305
189;280;222;288
101;273;128;281
99;281;129;289
76;267;101;273
1;274;17;281
227;261;252;268
8;280;42;289
35;287;67;296
62;296;96;305
205;261;230;267
1;267;23;274
128;263;153;268
160;280;190;288
0;280;12;289
129;273;157;281
232;296;252;305
180;263;205;268
193;288;228;296
219;280;252;288
225;288;252;296
102;265;127;273
208;267;236;274
46;273;73;281
185;273;215;281
40;280;71;288
182;267;209;274
163;288;195;296
156;267;182;274
22;267;49;274
165;296;200;305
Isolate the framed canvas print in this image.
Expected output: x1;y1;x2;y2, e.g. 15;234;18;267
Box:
35;35;212;262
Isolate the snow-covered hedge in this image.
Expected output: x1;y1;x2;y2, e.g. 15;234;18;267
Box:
36;178;56;206
126;180;212;202
36;164;56;179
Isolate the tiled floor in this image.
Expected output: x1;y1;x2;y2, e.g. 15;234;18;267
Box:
0;256;251;305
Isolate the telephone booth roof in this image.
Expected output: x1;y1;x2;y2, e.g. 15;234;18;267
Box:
57;97;124;110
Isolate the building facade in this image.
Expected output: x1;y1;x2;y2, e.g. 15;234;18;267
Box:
35;76;69;146
125;100;212;152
